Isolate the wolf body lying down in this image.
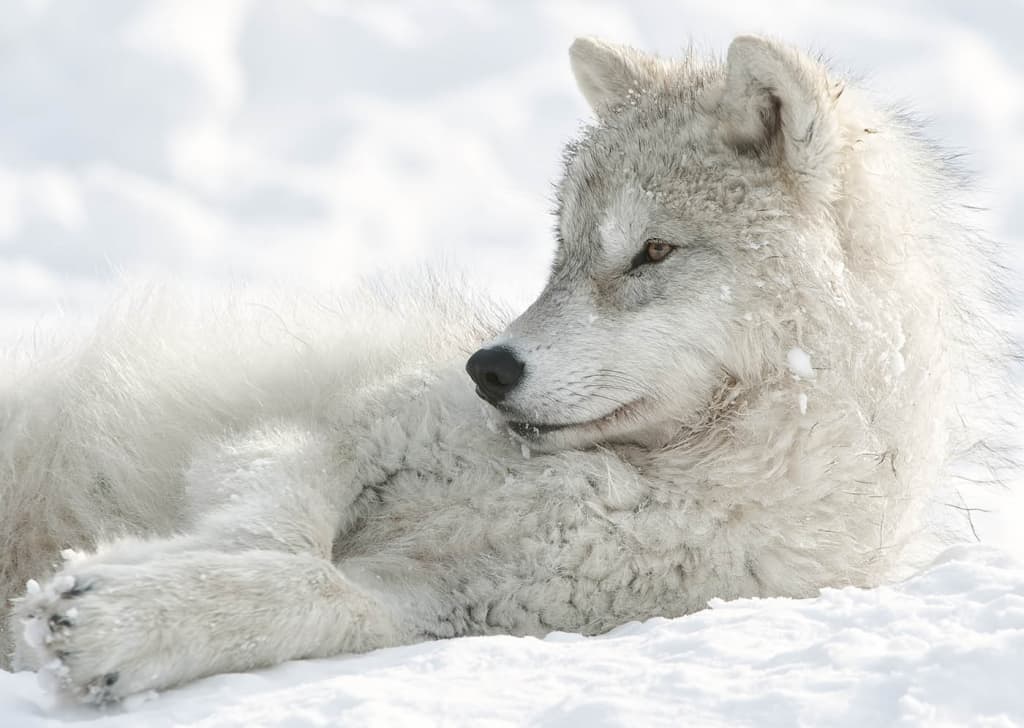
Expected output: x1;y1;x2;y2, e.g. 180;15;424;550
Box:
1;36;1002;701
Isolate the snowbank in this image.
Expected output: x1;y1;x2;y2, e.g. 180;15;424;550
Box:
1;545;1021;727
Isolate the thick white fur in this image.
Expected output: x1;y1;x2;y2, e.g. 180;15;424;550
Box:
1;36;1010;702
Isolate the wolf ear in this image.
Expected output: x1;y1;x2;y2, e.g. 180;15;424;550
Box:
569;37;664;118
714;36;842;198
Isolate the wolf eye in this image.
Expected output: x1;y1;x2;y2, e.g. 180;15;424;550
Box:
644;239;673;262
629;238;675;271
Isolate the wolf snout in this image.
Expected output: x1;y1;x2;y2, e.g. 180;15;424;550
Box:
466;347;524;405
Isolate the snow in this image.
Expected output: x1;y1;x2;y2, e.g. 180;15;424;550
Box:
1;0;1023;724
890;351;907;377
787;347;816;379
1;545;1021;726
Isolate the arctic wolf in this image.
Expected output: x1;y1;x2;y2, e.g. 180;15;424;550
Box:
1;36;1004;701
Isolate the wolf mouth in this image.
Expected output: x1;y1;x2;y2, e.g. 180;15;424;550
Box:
505;399;644;438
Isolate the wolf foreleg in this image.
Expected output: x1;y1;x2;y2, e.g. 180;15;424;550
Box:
11;419;397;699
14;549;405;702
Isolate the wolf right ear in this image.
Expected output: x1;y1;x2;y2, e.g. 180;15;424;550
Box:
712;36;843;201
569;37;665;118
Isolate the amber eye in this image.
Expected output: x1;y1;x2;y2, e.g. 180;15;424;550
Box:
628;238;676;272
644;238;673;263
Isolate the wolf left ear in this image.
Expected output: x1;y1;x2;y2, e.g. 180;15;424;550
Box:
713;36;842;199
569;37;665;118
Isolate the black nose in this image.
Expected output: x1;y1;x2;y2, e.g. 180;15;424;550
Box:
466;347;525;404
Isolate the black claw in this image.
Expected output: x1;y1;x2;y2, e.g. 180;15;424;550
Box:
48;614;73;629
64;580;94;598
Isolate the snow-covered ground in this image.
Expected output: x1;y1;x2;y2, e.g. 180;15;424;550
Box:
1;546;1021;727
2;1;1023;725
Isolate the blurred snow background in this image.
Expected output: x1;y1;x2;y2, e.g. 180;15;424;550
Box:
2;0;1021;335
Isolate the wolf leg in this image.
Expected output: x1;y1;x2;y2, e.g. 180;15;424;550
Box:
11;419;399;697
14;549;408;702
8;419;356;590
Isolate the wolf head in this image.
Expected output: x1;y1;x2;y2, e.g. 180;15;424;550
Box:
467;35;849;452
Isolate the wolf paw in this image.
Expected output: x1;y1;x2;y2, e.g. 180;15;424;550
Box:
12;549;353;703
14;565;181;704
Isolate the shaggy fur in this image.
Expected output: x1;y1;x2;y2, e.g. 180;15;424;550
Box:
0;36;1009;701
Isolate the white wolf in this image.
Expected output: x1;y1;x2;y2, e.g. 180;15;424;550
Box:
0;36;1006;702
